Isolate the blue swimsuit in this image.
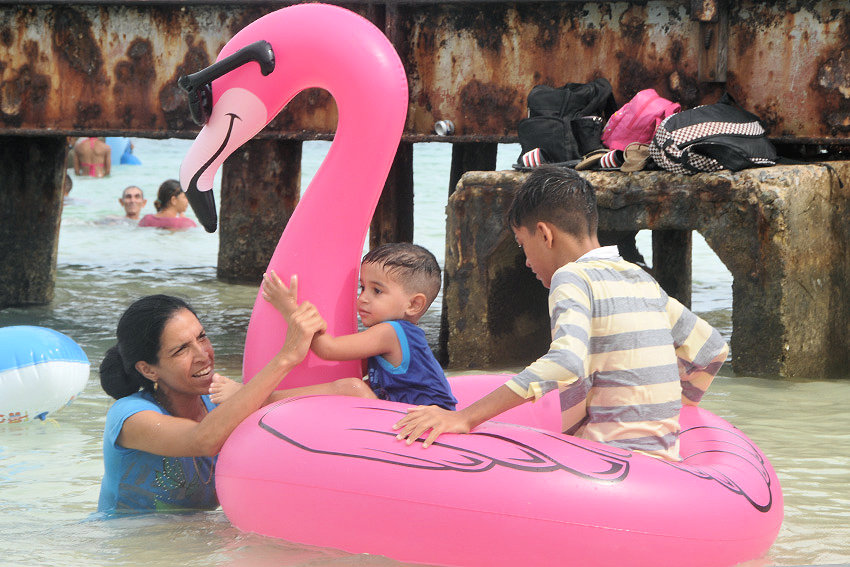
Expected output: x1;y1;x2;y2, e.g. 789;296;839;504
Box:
98;392;218;514
367;320;457;410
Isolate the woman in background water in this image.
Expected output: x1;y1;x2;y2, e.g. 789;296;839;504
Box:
138;180;197;229
97;294;324;513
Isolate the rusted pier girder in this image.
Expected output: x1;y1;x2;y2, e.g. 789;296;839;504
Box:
443;163;850;379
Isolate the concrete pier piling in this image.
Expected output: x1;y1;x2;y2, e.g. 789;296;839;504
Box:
441;163;850;379
0;136;65;308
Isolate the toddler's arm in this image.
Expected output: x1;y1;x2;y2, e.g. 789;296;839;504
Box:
311;322;400;364
262;270;400;365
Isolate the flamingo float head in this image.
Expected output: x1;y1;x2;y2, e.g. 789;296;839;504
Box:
177;40;275;232
179;5;409;387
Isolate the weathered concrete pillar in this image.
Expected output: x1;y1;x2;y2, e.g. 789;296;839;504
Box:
441;176;550;368
438;142;499;364
443;163;850;378
652;230;692;308
218;139;301;284
590;163;850;377
448;142;497;196
0;136;65;309
370;141;413;249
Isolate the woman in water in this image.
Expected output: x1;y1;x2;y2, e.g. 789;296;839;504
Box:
138;179;197;229
97;294;325;513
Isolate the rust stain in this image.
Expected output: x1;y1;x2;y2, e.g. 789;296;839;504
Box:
693;0;719;22
813;47;850;134
75;101;103;125
443;4;510;53
618;7;648;44
1;34;51;127
114;39;157;129
268;88;338;132
51;7;103;78
459;79;522;135
747;96;784;135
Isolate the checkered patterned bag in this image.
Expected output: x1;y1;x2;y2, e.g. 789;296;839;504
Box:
650;93;777;174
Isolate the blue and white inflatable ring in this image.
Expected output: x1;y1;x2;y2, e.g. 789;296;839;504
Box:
0;326;89;424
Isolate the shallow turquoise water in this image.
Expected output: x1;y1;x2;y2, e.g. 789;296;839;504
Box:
0;138;847;566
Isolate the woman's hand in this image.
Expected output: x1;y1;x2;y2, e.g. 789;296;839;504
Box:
262;270;299;319
281;301;327;363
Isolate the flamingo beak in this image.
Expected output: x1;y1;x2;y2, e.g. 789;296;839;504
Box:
186;182;218;233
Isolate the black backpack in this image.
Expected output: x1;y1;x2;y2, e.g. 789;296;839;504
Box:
516;78;617;166
649;93;778;174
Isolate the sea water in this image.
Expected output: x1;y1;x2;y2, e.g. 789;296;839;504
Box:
0;138;848;567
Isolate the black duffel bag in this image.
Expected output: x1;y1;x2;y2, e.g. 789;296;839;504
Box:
516;78;617;166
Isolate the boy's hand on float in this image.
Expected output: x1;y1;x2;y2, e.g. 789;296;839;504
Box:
262;270;299;319
393;406;471;448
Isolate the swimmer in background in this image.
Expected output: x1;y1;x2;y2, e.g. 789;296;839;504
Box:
62;174;73;198
138;180;197;230
72;137;111;178
119;186;147;221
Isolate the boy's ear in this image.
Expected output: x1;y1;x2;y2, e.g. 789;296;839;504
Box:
537;222;555;248
406;293;428;318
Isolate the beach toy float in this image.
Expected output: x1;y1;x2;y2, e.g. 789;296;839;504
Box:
178;4;783;566
0;326;89;424
105;137;142;165
220;380;782;567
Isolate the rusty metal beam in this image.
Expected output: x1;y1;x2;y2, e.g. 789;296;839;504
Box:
1;1;848;144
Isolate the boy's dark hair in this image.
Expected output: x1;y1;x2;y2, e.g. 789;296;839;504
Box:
506;165;598;238
362;242;441;305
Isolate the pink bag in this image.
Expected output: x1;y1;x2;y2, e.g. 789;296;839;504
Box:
602;89;680;150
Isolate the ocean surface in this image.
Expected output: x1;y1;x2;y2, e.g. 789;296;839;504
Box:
0;137;848;567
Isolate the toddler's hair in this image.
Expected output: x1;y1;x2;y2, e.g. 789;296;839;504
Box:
362;243;441;305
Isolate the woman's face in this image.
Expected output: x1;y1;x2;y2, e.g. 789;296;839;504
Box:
150;308;215;397
171;191;189;213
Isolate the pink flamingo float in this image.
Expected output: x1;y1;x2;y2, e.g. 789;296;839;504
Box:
178;5;782;566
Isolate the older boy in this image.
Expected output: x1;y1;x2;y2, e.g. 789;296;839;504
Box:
394;165;728;460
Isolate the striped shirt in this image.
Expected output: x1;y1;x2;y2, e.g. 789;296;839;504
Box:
505;246;728;461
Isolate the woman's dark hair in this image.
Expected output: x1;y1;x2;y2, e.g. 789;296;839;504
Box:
153;179;182;212
99;295;197;400
506;165;598;238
